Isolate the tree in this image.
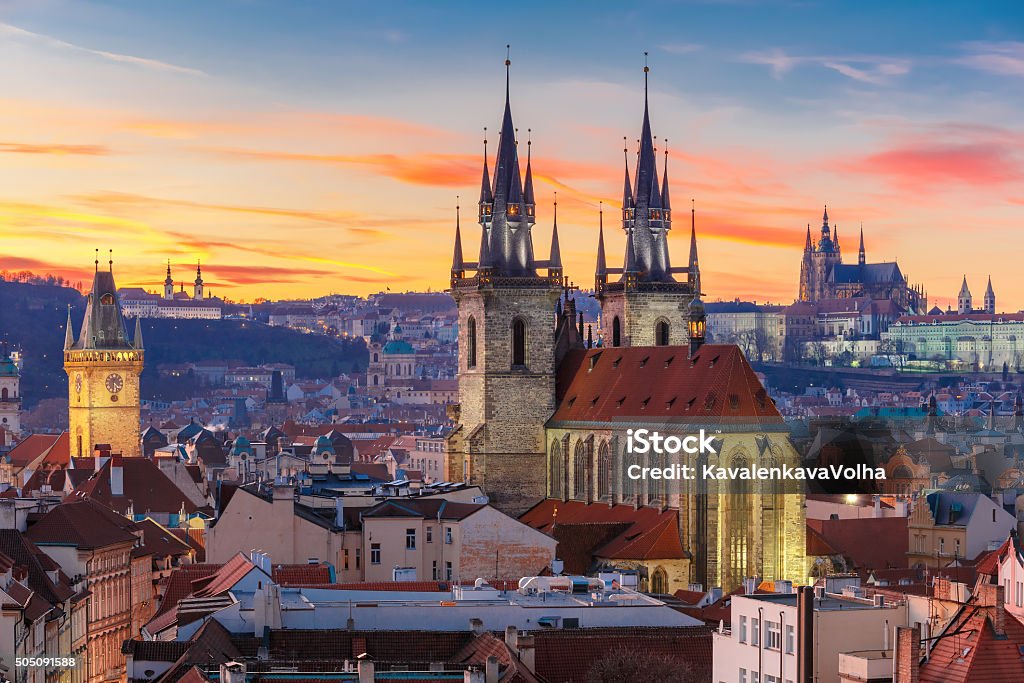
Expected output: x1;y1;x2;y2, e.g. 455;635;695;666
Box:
808;341;829;367
588;647;697;683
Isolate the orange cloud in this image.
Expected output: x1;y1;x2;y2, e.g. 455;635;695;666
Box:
0;142;110;155
843;143;1022;189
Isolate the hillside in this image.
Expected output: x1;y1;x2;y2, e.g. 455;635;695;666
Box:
0;280;367;407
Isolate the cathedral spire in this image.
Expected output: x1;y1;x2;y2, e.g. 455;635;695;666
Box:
595;202;607;288
451;200;464;274
548;193;562;270
621;138;633;229
478;128;493;222
858;224;865;265
523;129;535;210
134;316;144;350
833;225;839;250
661;142;671;215
689;199;701;294
805;224;812;251
64;305;74;350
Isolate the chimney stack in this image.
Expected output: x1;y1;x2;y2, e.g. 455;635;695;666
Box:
219;662;246;683
485;656;499;683
357;654;375;683
894;624;921;683
796;586;814;683
110;454;124;497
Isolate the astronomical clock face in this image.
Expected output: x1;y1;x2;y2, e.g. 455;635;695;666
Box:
105;373;124;394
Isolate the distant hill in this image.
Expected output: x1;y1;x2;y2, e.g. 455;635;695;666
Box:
0;280;368;407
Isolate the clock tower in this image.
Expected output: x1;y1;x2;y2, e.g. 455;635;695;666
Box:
65;255;145;458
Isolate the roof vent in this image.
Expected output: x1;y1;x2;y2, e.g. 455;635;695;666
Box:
664;356;674;368
616;396;626;408
591;395;600;407
640;356;649;368
641;397;651;409
666;397;676;410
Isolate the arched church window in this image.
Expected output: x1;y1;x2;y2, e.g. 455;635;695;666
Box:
467;317;477;368
612;317;621;347
597;441;612;500
512;318;527;367
1;388;7;400
656;320;670;346
572;440;589;501
549;440;563;499
651;567;668;594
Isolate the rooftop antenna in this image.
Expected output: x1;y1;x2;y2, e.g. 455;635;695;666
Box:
108;249;113;271
95;249;99;272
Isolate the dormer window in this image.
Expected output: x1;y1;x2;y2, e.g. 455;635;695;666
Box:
664;210;671;221
650;209;660;220
100;293;114;305
508;204;520;217
526;206;534;217
482;205;492;216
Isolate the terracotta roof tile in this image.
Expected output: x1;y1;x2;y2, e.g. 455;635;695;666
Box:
25;498;138;550
552;346;780;424
74;457;206;516
805;516;908;570
920;607;1024;682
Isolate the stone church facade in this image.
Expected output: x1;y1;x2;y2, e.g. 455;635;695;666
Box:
447;61;806;592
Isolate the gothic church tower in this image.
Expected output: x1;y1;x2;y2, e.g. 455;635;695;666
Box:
447;57;565;515
65;253;144;458
595;64;699;347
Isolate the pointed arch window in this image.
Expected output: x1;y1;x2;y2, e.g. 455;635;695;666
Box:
512;318;527;367
467;317;477;368
656;320;670;346
572;439;589;501
612;317;621;347
597;441;612;500
548;440;562;499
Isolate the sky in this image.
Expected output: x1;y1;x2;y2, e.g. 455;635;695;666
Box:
0;1;1022;308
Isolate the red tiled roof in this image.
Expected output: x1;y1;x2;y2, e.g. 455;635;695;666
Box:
136;518;194;558
191;553;262;598
271;564;332;585
25;498;138;550
674;589;707;605
153;564;222;617
6;433;68;469
532;627;712;683
521;500;685;565
74;457;205;516
976;535;1014;577
552;345;780;424
351;462;390;480
362;498;483;521
920;607;1024;682
805;516;908;570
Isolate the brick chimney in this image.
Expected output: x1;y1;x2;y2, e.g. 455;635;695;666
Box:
977;581;1006;636
356;654;374;683
485;656;499;683
110;454;124;497
894;624;921;683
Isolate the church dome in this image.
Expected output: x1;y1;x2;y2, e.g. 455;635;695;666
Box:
382;340;415;355
0;356;17;377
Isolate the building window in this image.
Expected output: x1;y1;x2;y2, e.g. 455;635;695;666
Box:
445;561;453;580
445;527;453;544
656;320;670;346
370;544;380;565
467;317;477;368
765;620;781;651
549;440;563;499
355;548;361;569
405;529;416;550
751;618;760;646
512;318;527;367
739;615;747;643
651;568;668;594
740;668;747;683
785;624;795;654
572;440;589;501
597;441;612;500
612;316;621;347
426;527;433;543
343;549;349;571
432;561;438;580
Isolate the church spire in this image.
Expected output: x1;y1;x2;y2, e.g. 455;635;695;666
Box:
64;305;74;350
478;128;493;222
689;199;701;294
451;200;464;274
661;141;671;214
833;225;839;250
805;224;812;251
548;193;562;270
621;138;633;229
595;202;607;290
134;316;144;350
858;224;865;265
523;129;535;211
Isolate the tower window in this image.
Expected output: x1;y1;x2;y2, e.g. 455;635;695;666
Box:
467;317;477;368
512;318;527;367
100;293;114;305
656;320;670;346
612;317;621;347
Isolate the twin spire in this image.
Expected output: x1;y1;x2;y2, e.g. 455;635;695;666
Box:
452;49;558;281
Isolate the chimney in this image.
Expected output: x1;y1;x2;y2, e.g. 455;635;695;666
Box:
357;654;375;683
110;454;124;497
977;582;1007;637
463;668;484;683
894;624;921;683
485;656;499;683
516;633;536;673
469;618;484;635
504;625;518;650
219;662;246;683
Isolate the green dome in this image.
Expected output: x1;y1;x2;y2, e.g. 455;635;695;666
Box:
0;357;18;377
382;340;414;355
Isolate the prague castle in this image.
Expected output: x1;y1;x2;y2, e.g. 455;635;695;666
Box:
798;208;926;313
64;255;145;458
447;60;805;592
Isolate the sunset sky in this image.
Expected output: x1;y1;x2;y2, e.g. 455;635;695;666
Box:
1;1;1022;308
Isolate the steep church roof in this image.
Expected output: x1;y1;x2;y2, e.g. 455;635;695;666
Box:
72;263;137;351
829;262;903;285
550;345;781;425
